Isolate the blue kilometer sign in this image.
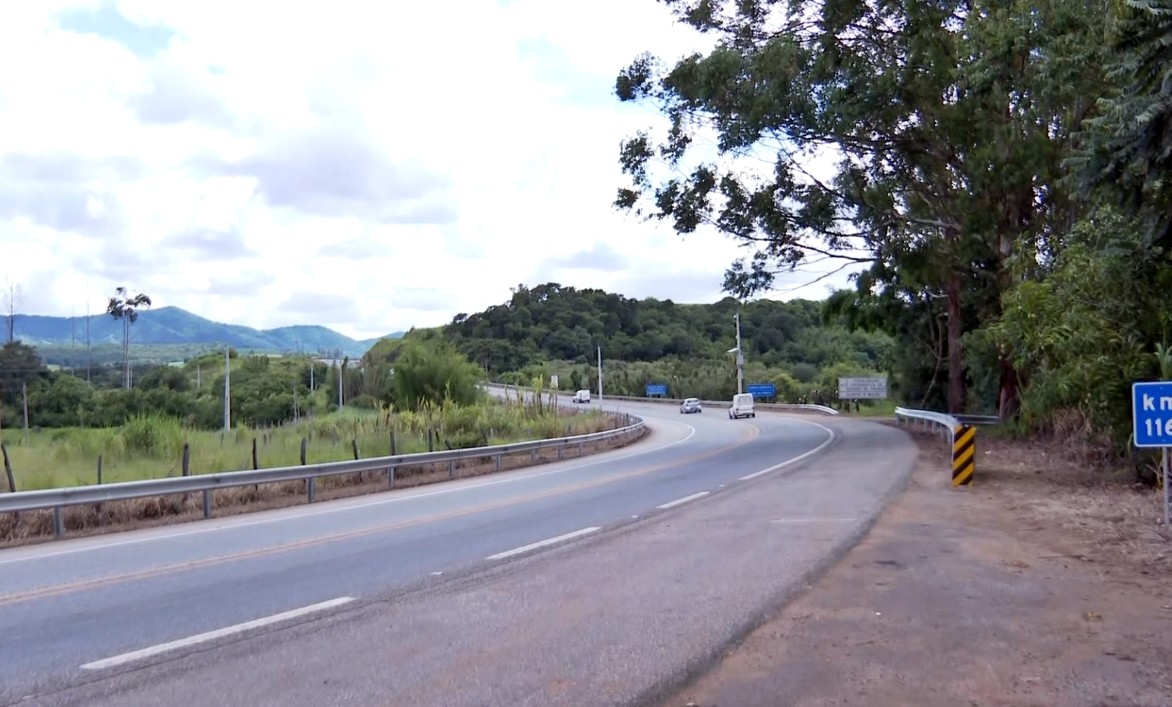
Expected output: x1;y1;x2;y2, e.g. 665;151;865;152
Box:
1132;381;1172;448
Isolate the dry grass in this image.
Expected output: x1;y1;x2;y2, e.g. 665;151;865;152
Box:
0;426;648;548
900;424;1172;573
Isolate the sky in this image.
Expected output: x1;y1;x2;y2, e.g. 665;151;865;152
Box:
0;0;861;340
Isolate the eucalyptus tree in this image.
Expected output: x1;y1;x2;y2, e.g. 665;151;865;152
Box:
615;0;1107;414
106;286;152;390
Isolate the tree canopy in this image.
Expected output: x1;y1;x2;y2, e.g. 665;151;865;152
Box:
615;0;1172;454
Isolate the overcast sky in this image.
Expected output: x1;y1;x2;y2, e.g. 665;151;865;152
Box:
0;0;859;339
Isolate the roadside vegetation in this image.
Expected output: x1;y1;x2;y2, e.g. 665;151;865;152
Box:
0;331;633;495
0;328;641;544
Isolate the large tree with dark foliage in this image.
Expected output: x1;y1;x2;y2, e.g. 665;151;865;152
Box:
614;0;1107;415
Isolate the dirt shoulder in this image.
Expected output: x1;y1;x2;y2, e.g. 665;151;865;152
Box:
661;426;1172;707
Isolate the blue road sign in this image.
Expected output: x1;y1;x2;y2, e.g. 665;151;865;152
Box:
1132;381;1172;448
746;383;776;398
646;383;669;397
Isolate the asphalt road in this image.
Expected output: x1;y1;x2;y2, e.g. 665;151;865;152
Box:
0;395;916;706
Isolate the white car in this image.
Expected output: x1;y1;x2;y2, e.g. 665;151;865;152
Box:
728;392;755;419
571;389;591;403
679;398;702;414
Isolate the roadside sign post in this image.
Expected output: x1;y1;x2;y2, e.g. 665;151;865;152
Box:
1131;381;1172;527
1165;448;1171;529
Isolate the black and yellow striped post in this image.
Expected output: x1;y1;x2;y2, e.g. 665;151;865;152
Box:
951;424;975;485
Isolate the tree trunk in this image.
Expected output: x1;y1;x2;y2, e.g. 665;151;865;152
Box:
945;269;966;414
998;353;1020;420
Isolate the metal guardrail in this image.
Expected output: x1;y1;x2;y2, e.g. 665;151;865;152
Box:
0;414;646;539
485;383;839;416
894;406;978;486
894;407;961;440
954;414;1001;426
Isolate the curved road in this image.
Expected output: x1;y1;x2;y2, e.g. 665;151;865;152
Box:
0;397;917;706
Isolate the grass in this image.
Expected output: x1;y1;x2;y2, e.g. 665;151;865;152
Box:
0;396;621;493
836;399;898;417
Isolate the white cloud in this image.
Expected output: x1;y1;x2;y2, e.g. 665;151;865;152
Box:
0;0;858;342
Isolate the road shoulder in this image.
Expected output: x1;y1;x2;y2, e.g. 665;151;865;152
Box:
663;427;1172;707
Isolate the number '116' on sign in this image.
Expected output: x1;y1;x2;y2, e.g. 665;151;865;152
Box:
1142;418;1172;437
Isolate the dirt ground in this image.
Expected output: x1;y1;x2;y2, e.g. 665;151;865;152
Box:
663;426;1172;707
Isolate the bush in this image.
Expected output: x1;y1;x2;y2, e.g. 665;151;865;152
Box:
348;394;379;410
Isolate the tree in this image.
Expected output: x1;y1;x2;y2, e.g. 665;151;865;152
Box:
0;341;45;428
1078;0;1172;253
106;287;152;390
614;0;1107;414
2;278;22;344
390;338;483;410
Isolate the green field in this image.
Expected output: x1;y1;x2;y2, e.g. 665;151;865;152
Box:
0;399;616;492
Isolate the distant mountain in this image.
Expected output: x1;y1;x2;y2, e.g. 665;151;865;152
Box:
8;306;405;359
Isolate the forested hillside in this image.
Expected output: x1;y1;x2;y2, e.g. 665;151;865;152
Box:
424;283;893;404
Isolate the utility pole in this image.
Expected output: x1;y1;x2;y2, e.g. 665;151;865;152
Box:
22;381;30;446
734;312;744;395
597;345;603;402
85;297;91;382
337;360;344;409
223;346;231;431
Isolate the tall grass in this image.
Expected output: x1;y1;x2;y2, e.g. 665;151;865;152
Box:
0;397;619;492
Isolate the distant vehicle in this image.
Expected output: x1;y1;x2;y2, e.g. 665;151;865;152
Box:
728;392;755;419
680;398;702;414
572;389;591;403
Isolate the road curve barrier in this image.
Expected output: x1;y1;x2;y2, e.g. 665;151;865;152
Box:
0;414;646;540
483;383;839;416
894;407;978;486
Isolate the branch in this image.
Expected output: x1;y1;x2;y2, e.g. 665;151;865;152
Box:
769;260;860;294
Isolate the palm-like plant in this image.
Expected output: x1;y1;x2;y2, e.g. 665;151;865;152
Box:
106;287;152;390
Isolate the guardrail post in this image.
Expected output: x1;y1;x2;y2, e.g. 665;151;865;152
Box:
53;507;64;538
557;445;563;460
952;424;976;486
448;459;455;479
307;477;316;503
579;441;584;456
202;489;212;518
387;465;395;488
495;454;502;471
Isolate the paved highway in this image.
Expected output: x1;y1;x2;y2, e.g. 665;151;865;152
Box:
0;395;916;706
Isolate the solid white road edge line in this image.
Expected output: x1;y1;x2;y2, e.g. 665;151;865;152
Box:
739;421;837;481
657;491;710;510
486;527;601;561
0;418;696;567
80;596;356;671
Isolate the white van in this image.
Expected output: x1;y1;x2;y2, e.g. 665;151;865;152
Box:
572;389;591;403
728;392;755;419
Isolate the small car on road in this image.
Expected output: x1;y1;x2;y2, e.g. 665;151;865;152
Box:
680;397;702;414
728;392;756;419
